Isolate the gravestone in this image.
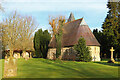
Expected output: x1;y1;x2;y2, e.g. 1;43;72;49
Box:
25;52;29;60
13;53;20;59
13;53;18;59
108;47;115;63
22;52;26;58
17;53;20;58
4;56;17;77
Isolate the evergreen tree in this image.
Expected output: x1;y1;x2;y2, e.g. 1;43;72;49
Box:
42;30;51;58
118;2;120;42
102;1;120;58
74;37;92;62
33;29;51;58
93;29;109;58
34;29;42;57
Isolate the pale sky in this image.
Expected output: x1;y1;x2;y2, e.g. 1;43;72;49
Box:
1;0;109;32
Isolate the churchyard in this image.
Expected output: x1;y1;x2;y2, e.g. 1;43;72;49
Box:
0;58;119;78
1;0;120;79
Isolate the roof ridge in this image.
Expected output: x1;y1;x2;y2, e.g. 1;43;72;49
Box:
65;18;83;25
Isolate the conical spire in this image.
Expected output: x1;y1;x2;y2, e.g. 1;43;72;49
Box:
67;12;75;22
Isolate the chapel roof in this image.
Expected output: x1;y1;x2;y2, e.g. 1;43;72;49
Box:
48;17;100;48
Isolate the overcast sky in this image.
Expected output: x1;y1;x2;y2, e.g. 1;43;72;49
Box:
1;0;109;32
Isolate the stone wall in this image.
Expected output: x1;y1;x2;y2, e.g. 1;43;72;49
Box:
47;46;101;61
87;46;101;61
61;47;76;60
47;47;72;60
47;48;56;60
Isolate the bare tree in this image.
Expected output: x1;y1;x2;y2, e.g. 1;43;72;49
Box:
1;11;37;57
0;0;4;60
49;16;65;36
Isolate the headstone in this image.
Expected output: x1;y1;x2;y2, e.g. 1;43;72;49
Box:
13;53;18;59
22;52;25;58
13;53;20;59
25;52;29;60
4;57;17;77
17;53;20;58
108;47;115;63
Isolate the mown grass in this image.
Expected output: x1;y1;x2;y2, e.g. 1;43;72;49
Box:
0;59;4;80
1;58;119;78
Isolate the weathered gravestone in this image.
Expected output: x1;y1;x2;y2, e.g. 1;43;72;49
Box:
25;52;29;60
22;52;29;60
4;56;17;77
17;53;20;58
22;51;25;58
13;53;18;59
13;53;20;59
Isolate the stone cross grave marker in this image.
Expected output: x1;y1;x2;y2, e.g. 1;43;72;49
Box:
110;47;115;61
108;47;115;63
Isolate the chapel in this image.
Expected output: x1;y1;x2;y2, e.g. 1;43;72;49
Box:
47;13;101;61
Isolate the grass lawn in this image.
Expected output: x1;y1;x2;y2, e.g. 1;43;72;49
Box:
1;58;119;78
0;59;2;80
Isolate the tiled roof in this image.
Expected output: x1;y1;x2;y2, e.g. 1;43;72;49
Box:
49;18;100;48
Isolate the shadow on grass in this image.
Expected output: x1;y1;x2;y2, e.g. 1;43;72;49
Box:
39;59;88;77
94;61;120;67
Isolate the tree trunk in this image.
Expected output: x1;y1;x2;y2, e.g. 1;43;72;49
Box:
10;50;13;58
30;52;32;58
